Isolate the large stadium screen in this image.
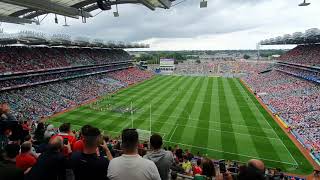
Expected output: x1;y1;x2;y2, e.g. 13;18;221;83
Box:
160;58;175;67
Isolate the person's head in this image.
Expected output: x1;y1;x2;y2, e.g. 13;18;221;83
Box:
24;134;32;142
36;122;45;131
197;159;201;166
48;136;64;152
46;124;55;131
150;134;162;150
59;123;71;133
183;155;189;162
121;128;139;153
4;143;20;160
202;158;215;177
3;127;12;137
246;159;265;179
21;142;32;154
0;103;10;113
83;126;101;149
81;125;92;136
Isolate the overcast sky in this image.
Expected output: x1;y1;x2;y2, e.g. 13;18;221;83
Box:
1;0;319;50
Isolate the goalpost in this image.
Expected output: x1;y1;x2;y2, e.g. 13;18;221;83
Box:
133;103;152;142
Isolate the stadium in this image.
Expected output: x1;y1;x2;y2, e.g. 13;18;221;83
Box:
0;0;319;180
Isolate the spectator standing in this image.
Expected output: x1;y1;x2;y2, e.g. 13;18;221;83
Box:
0;144;24;180
144;134;174;180
16;142;37;172
25;136;71;180
70;126;112;180
182;155;192;174
51;123;76;156
73;125;91;152
193;159;203;175
238;159;265;180
108;129;161;180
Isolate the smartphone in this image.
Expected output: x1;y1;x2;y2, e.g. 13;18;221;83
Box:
219;160;226;173
63;138;68;145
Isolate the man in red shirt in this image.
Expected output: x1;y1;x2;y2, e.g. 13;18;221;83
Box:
16;142;37;172
73;125;92;152
51;123;76;156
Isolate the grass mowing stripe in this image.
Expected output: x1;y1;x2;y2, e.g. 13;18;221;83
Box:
60;76;176;131
95;76;181;131
132;76;188;129
191;77;213;154
228;78;284;169
165;77;203;141
116;76;162;94
236;79;313;174
100;76;171;106
153;77;197;135
217;77;239;160
171;77;206;142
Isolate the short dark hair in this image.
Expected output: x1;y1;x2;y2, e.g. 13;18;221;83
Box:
5;144;20;159
150;134;163;150
202;158;215;177
59;123;71;133
83;126;101;148
197;159;201;166
80;124;92;136
24;134;32;142
21;142;32;153
121;129;138;151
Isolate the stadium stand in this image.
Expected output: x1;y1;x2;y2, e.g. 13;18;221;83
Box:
242;45;320;166
278;44;320;67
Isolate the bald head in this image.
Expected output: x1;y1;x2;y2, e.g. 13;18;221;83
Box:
48;136;63;152
248;159;265;172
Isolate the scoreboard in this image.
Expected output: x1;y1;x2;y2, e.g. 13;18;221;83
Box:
160;58;175;67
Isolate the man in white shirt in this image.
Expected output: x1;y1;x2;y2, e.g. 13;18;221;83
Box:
108;129;161;180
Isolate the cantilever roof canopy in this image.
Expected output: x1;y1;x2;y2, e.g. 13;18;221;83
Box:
0;0;172;24
0;31;150;48
259;28;320;45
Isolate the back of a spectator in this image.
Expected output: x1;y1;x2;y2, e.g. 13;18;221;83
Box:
108;129;161;180
25;136;70;180
144;134;174;180
70;126;112;180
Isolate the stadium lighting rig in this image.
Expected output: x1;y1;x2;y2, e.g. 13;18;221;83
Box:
200;0;207;8
299;0;311;6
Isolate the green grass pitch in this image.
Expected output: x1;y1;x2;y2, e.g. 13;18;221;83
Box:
48;75;313;174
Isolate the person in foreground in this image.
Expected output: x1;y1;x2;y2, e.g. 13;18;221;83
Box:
238;159;265;180
25;136;70;180
70;126;112;180
144;134;174;180
107;129;161;180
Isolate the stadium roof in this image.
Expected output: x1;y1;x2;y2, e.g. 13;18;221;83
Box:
259;28;320;45
0;0;172;24
0;30;149;48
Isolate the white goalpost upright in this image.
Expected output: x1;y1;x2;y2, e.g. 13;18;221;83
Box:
131;101;133;128
150;103;152;133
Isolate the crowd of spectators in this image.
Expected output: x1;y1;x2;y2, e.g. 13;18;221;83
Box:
0;47;131;73
244;66;320;161
278;44;320;67
0;107;297;180
172;60;272;77
109;68;154;85
0;67;152;122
